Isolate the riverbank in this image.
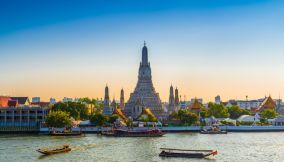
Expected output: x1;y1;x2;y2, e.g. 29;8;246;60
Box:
37;126;284;134
2;125;284;134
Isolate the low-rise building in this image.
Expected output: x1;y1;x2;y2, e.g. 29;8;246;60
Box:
0;106;49;127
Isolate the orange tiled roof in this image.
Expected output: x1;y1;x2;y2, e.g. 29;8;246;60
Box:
0;96;11;107
257;96;276;112
188;99;203;110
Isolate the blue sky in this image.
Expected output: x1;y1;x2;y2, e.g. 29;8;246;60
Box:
1;0;284;102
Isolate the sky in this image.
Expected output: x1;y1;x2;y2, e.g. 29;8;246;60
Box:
1;0;284;102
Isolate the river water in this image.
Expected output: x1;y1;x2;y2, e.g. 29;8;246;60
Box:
0;132;283;162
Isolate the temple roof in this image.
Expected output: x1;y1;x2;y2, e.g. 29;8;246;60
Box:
0;96;11;107
112;108;128;122
8;100;18;107
137;108;156;119
257;95;276;112
188;99;203;110
10;97;29;105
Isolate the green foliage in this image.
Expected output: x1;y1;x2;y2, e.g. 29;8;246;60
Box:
108;114;119;123
45;111;72;128
260;109;277;119
90;113;108;126
141;115;158;122
169;111;178;119
207;102;229;118
52;102;89;120
78;97;104;113
126;118;133;127
177;109;198;126
220;120;235;126
199;108;208;118
227;105;250;119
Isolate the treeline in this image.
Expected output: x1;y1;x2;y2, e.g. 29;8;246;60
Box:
169;102;278;126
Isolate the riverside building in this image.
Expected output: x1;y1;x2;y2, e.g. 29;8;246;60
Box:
0;96;49;130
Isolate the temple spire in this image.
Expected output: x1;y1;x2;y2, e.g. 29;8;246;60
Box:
142;41;148;65
120;88;125;110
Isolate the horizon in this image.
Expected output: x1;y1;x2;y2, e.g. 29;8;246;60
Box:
1;0;284;102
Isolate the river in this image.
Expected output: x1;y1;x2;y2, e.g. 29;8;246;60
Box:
0;132;283;162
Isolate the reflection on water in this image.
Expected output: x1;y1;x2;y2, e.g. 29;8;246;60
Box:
1;132;284;162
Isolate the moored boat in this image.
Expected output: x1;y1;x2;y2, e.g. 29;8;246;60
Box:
101;128;165;137
200;126;227;134
37;144;71;155
200;130;227;134
49;131;83;136
159;148;218;158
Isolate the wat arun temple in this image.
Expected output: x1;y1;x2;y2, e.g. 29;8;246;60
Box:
103;42;165;118
123;42;164;118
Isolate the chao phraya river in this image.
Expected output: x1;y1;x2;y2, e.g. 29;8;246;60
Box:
1;132;283;162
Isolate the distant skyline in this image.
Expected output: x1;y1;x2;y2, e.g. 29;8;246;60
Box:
1;0;284;102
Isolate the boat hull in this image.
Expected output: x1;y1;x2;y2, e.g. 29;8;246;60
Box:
102;132;165;137
49;133;82;136
200;131;227;134
159;152;210;158
101;129;165;137
37;148;71;155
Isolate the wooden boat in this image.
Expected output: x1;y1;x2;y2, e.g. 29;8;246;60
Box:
37;144;71;155
159;148;218;158
101;128;165;137
49;131;83;136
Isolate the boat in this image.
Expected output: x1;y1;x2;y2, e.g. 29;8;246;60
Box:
200;130;227;134
200;126;227;134
159;148;218;158
49;131;83;136
101;128;165;137
37;144;71;155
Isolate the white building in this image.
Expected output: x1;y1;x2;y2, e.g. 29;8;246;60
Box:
50;98;56;104
62;97;73;103
32;97;40;103
215;95;221;104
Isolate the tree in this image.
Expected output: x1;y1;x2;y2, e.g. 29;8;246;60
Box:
168;111;178;120
90;113;108;127
176;109;198;125
261;109;277;119
52;101;89;120
45;111;72;128
180;112;198;125
78;97;103;114
207;102;229;118
199;108;208;118
177;109;187;120
228;105;250;119
108;114;119;123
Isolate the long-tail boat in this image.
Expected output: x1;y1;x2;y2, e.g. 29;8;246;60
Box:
101;128;165;137
37;144;71;155
49;131;83;136
159;148;218;158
